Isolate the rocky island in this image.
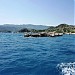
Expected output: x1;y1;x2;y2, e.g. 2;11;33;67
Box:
23;24;75;37
0;24;75;37
24;32;63;37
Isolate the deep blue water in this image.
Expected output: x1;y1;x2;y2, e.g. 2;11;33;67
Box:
0;33;75;75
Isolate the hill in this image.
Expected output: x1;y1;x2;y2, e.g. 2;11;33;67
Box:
46;24;75;33
0;24;49;32
0;24;75;33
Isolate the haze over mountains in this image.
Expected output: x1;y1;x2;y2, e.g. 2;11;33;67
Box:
0;24;75;33
0;24;49;32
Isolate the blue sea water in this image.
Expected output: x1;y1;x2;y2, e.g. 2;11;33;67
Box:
0;33;75;75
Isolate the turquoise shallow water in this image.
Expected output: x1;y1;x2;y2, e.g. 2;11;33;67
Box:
0;33;75;75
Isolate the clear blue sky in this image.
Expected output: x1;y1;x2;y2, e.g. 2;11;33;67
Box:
0;0;74;26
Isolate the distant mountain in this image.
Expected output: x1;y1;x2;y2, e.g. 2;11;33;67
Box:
0;24;49;32
18;24;75;33
46;24;75;33
0;24;75;33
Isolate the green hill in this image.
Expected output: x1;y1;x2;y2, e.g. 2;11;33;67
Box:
46;24;75;33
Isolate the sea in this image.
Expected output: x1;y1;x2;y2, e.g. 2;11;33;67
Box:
0;33;75;75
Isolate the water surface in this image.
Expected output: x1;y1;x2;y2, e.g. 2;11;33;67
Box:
0;33;75;75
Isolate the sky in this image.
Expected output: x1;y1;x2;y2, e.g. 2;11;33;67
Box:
0;0;74;26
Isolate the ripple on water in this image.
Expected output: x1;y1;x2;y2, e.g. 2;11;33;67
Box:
0;33;75;75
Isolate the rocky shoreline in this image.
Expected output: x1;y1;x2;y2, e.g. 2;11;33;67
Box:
24;32;63;37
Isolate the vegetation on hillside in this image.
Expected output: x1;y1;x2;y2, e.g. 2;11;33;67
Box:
0;24;75;33
28;24;75;33
18;24;75;33
45;24;75;33
18;28;30;32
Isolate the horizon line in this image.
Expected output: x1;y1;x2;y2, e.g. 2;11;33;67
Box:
0;23;74;26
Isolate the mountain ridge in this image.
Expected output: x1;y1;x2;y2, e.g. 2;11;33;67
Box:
0;24;49;32
0;24;75;33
